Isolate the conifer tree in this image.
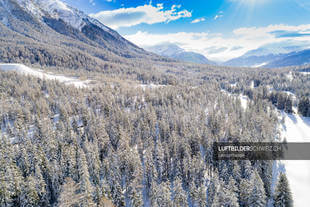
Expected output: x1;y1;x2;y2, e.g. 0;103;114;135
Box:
58;177;82;207
34;164;48;206
77;149;95;207
173;177;187;207
22;176;40;207
228;176;239;200
212;179;239;207
0;170;12;207
0;140;13;207
10;165;24;207
274;173;293;207
298;97;310;117
196;184;207;207
284;96;293;113
150;181;173;207
239;177;252;206
248;171;266;207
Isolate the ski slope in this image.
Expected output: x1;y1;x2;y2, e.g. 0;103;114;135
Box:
278;112;310;207
0;63;90;88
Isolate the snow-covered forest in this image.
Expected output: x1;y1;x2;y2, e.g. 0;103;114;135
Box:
1;62;308;206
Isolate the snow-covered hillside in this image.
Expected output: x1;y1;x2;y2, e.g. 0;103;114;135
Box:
15;0;82;29
278;112;310;207
14;0;111;31
0;63;90;88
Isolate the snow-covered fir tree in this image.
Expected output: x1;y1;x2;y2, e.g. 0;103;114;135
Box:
274;173;293;207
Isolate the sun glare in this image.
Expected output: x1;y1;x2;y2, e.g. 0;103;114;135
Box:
231;0;267;6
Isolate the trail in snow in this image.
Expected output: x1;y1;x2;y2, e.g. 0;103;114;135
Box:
278;112;310;207
0;63;91;88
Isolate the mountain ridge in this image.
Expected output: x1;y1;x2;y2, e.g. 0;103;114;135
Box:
145;43;215;65
265;49;310;68
223;42;310;68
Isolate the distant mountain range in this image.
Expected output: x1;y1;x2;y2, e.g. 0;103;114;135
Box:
145;41;310;68
145;43;215;65
223;42;310;68
265;49;310;68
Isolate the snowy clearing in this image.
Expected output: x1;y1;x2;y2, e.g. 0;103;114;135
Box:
286;72;293;81
250;80;254;89
230;82;237;88
279;111;310;142
252;62;267;68
139;83;166;90
221;89;249;110
278;111;310;207
0;63;91;88
239;94;249;110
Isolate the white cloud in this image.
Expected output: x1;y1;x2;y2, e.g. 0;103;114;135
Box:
214;14;223;20
89;4;191;29
191;17;205;24
89;0;95;6
124;24;310;62
214;11;224;20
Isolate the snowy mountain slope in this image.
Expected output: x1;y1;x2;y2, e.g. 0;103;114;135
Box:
0;63;91;88
11;0;133;45
243;42;306;58
146;43;184;57
223;41;310;68
14;0;110;32
265;49;310;68
224;54;281;68
278;112;310;207
145;43;215;65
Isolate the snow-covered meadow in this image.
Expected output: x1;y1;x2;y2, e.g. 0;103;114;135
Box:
0;63;91;88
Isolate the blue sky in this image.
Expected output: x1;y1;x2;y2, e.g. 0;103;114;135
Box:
63;0;310;61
